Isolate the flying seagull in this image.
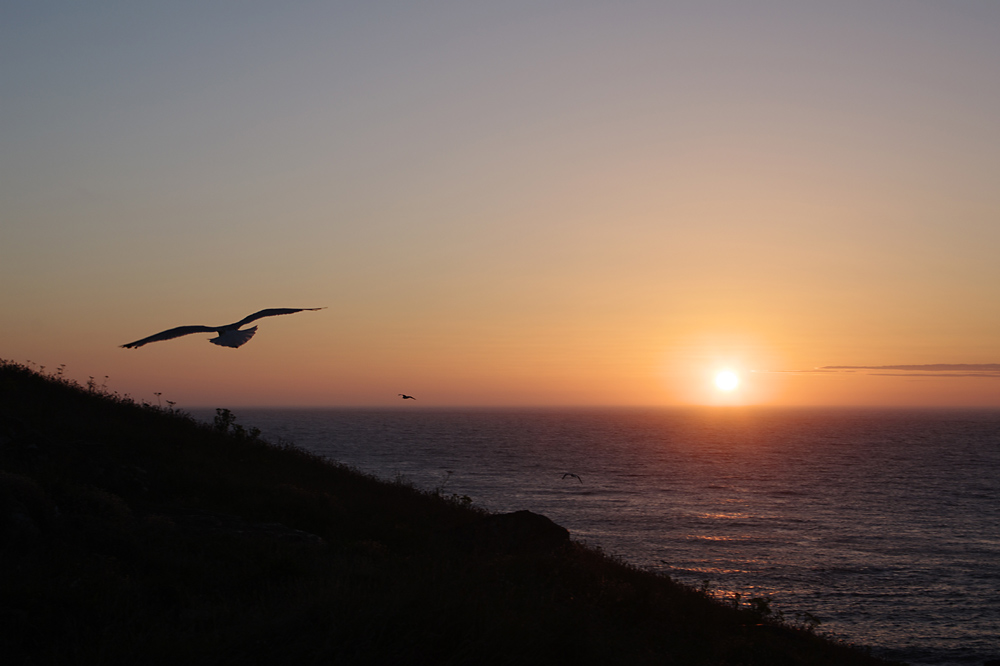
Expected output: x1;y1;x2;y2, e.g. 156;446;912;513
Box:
562;473;582;483
398;394;416;400
121;308;325;349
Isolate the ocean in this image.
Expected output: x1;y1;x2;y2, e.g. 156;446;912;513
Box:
197;407;1000;666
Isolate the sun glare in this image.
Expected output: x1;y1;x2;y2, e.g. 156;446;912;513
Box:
715;371;739;392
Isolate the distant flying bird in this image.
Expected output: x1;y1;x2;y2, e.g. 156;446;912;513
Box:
398;394;416;400
562;473;582;483
121;308;325;349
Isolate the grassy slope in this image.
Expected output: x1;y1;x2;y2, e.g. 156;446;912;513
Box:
0;361;901;666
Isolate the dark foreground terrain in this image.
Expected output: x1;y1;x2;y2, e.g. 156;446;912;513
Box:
0;360;901;665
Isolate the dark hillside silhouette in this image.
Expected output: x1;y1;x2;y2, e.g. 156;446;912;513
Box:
0;360;900;665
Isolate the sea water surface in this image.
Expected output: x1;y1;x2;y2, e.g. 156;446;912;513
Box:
198;407;1000;666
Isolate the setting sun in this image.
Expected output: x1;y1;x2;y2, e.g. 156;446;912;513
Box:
714;371;739;392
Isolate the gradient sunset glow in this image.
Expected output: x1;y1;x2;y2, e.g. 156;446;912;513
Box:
3;2;999;408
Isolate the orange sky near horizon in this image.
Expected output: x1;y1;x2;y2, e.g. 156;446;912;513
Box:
3;2;1000;409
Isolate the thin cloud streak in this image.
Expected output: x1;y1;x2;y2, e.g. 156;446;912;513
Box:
760;364;1000;378
868;373;1000;379
823;364;1000;372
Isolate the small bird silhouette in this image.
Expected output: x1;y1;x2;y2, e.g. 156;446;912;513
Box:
398;394;416;400
562;473;582;483
121;308;325;349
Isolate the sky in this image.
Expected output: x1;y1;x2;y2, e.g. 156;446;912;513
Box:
3;1;1000;408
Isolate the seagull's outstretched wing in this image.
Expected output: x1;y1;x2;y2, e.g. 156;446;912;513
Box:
121;325;218;349
232;307;326;328
122;307;325;349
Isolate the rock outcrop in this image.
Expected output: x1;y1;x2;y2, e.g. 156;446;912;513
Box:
449;509;570;554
